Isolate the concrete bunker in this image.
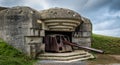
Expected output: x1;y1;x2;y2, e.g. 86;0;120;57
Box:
0;6;98;61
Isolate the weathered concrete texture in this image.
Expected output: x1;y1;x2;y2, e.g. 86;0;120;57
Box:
39;8;82;31
25;36;45;57
0;7;8;11
39;7;81;20
72;17;92;47
72;37;91;47
0;6;41;53
38;50;94;61
0;6;92;58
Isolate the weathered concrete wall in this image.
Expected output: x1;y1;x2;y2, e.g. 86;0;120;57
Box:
0;7;92;58
39;8;82;31
0;6;41;53
0;7;8;11
72;17;92;47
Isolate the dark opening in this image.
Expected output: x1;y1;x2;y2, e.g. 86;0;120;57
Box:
65;36;70;41
45;31;72;42
59;47;63;51
56;36;61;44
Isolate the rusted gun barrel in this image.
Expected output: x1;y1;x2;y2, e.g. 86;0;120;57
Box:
63;40;104;53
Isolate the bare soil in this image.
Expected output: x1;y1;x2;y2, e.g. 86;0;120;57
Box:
86;54;120;65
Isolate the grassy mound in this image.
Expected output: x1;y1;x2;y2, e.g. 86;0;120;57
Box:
0;39;35;65
92;34;120;54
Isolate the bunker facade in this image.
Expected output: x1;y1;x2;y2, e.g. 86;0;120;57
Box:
0;6;92;58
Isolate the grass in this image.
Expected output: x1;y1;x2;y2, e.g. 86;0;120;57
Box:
92;34;120;54
0;39;36;65
87;34;120;65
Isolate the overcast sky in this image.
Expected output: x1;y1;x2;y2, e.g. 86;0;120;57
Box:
0;0;120;37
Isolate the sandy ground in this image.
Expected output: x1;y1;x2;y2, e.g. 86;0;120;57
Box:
86;54;120;65
110;55;120;61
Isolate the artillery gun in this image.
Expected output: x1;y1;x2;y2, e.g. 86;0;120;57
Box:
45;34;104;53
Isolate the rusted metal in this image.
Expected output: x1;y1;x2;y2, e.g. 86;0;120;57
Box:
45;34;73;53
45;34;104;53
62;40;104;53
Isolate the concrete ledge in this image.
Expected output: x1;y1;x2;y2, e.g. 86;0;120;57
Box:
38;50;94;61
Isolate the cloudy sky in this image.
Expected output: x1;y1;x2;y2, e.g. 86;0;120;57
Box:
0;0;120;37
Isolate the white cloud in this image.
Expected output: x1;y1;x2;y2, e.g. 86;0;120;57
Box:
0;0;120;37
103;11;120;18
93;20;115;31
83;0;110;11
93;28;120;37
0;0;25;6
24;0;50;9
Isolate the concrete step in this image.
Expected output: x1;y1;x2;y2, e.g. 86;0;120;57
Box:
39;53;92;61
38;50;94;62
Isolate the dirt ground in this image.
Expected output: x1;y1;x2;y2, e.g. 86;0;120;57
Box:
86;54;120;65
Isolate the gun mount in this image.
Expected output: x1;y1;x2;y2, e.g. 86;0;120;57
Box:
45;34;104;53
63;40;104;53
44;34;73;53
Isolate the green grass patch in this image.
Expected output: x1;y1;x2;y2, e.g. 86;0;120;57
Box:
92;34;120;54
0;39;36;65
